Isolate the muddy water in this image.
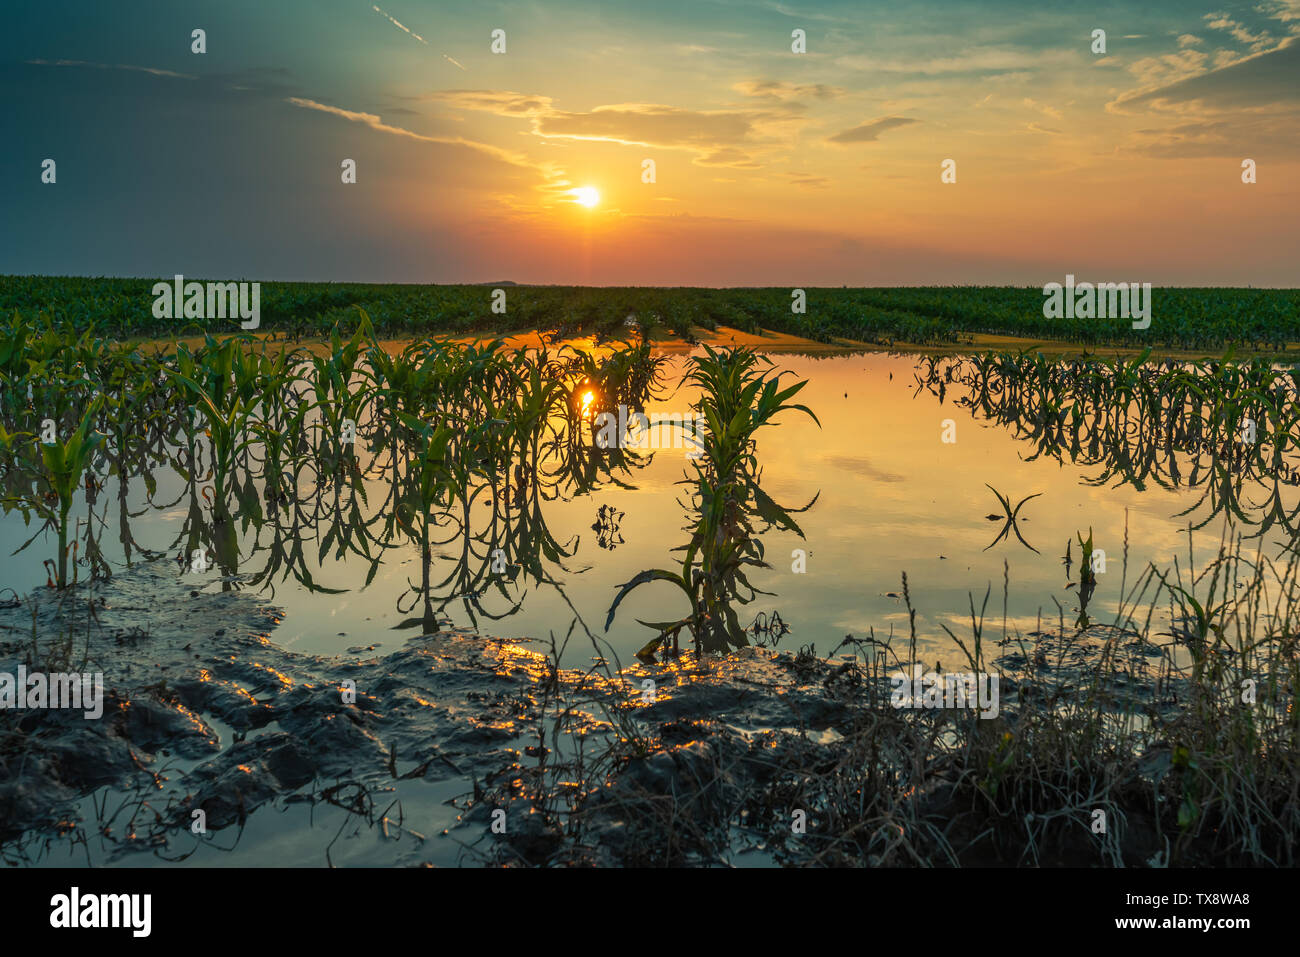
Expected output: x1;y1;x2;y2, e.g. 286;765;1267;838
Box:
0;351;1274;670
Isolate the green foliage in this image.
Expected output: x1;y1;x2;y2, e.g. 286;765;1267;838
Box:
38;400;107;587
606;346;819;656
3;277;1298;351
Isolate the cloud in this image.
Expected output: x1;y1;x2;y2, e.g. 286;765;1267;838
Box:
780;172;831;188
1023;97;1062;120
694;147;763;168
1203;12;1276;52
27;59;310;103
284;97;536;168
756;0;843;22
1127;119;1232;157
1125;115;1300;157
535;103;771;151
425;90;553;116
827;115;918;144
1111;35;1300;157
428;89;794;165
1260;0;1300;24
1122;47;1211;89
836;47;1072;75
25;59;195;80
1110;38;1300;113
732;79;845;101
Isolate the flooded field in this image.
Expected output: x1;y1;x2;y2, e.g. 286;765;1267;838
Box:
2;347;1286;668
3;321;1299;867
7;0;1298;913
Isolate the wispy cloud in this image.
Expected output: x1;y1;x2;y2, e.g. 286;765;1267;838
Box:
1261;0;1300;24
694;147;763;168
430;90;785;163
781;172;831;188
732;79;845;101
826;115;918;144
1110;37;1300;112
25;58;195;79
1109;34;1300;159
1203;11;1276;52
284;96;536;169
425;90;553;116
761;1;843;22
532;103;800;170
837;47;1071;75
1023;97;1062;120
536;103;767;150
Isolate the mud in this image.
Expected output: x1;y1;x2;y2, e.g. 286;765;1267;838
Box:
0;561;1190;867
0;562;565;864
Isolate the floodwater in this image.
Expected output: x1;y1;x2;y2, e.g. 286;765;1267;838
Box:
1;348;1283;670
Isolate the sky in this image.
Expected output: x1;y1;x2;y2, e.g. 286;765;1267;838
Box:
1;0;1297;285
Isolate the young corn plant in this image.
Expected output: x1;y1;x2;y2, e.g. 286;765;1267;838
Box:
606;346;819;658
38;399;106;588
394;410;456;633
170;336;280;527
306;316;373;470
1076;526;1097;629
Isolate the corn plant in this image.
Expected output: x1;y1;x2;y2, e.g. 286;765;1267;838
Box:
607;346;819;657
37;399;106;588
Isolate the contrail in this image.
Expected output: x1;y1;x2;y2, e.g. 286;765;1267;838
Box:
442;54;467;71
372;4;427;44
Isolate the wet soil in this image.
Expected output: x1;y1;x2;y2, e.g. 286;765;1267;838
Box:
0;561;1202;867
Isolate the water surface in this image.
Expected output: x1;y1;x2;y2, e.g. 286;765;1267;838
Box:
0;350;1283;668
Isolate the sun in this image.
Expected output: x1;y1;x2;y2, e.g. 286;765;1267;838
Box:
572;186;600;208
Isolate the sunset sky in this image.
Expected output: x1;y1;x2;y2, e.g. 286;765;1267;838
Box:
3;0;1298;285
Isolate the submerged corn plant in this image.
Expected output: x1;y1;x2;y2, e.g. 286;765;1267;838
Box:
36;400;106;588
606;346;819;658
1076;526;1097;628
917;349;1300;537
